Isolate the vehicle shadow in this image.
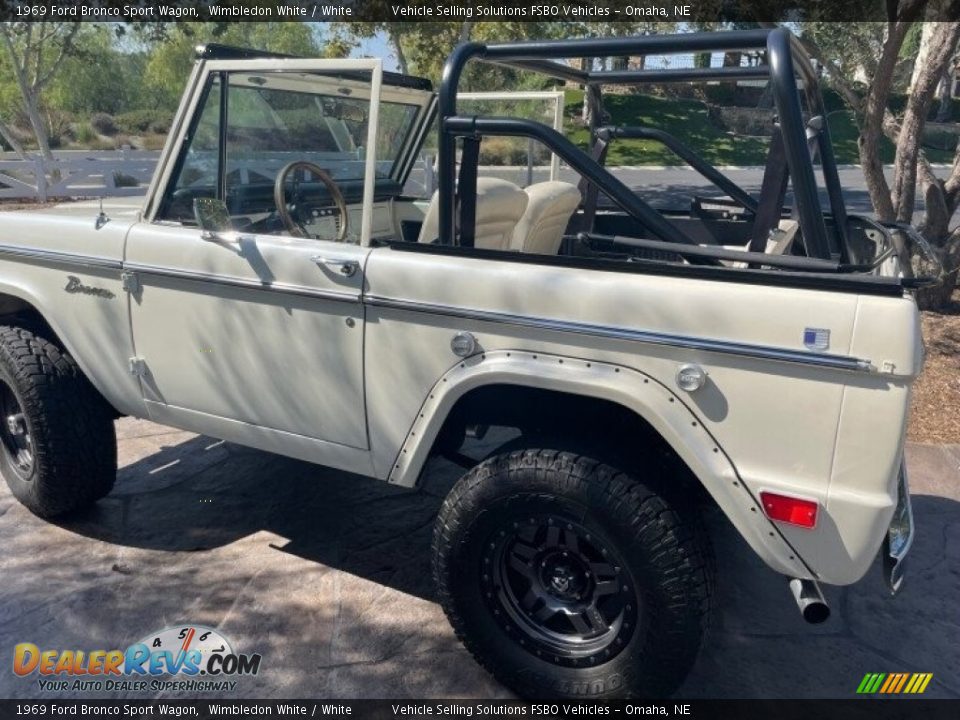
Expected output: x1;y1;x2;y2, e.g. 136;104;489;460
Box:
61;433;458;600
46;432;960;698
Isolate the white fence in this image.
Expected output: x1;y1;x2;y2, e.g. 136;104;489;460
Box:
0;149;160;201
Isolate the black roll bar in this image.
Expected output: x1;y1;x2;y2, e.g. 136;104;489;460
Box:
590;65;772;84
578;232;841;272
765;30;830;259
436;28;845;262
483;29;776;60
445;116;712;257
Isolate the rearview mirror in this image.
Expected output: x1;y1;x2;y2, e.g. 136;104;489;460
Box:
193;197;233;239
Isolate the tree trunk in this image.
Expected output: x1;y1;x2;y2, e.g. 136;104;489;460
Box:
721;51;741;91
0;119;30;159
891;21;960;223
935;69;953;122
857;20;919;222
0;26;54;162
914;227;960;309
909;21;936;91
22;91;53;162
386;28;409;76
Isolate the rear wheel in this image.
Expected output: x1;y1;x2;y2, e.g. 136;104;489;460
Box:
433;447;713;699
0;326;116;517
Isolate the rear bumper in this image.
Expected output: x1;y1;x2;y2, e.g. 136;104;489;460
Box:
882;460;914;594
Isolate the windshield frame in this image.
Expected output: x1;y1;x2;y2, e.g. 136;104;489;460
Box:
147;56;434;247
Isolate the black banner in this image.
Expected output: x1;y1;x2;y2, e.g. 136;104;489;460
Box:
2;700;960;720
0;0;956;23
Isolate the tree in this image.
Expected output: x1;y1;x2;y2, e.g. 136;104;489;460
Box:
0;22;80;160
791;4;960;307
49;25;148;116
142;22;321;113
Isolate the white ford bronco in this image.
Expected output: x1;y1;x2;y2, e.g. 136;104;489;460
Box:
0;29;926;698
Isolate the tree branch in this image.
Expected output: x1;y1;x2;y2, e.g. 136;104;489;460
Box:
37;23;79;89
784;30;862;113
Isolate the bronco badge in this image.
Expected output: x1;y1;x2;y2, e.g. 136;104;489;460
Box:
64;275;115;299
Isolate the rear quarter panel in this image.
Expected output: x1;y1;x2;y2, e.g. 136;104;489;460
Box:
363;247;920;585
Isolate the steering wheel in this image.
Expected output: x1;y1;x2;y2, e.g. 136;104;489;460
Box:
273;161;349;241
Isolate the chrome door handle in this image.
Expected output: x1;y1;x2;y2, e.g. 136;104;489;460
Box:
312;256;359;277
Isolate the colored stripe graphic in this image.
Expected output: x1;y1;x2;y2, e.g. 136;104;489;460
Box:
893;673;909;693
856;674;874;694
879;674;896;693
857;672;933;694
856;673;886;694
913;673;933;693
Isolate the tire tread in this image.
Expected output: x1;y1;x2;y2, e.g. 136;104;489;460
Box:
0;325;116;517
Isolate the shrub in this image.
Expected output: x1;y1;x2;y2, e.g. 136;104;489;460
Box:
116;110;154;134
116;110;173;136
91;112;118;136
44;108;72;149
113;172;141;188
478;137;528;166
149;118;171;135
141;133;168;151
74;124;98;145
90;137;118;151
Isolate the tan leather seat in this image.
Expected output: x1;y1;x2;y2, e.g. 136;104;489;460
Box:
417;177;528;250
510;181;582;255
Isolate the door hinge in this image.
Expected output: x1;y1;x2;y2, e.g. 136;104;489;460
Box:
121;272;140;294
128;357;147;377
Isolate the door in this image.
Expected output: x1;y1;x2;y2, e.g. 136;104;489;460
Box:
123;59;405;459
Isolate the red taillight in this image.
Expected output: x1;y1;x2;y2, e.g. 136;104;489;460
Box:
760;492;818;529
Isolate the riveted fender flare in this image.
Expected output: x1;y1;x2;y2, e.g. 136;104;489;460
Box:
0;277;144;418
390;349;813;580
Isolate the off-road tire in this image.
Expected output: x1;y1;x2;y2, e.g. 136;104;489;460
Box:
433;448;713;699
0;325;116;517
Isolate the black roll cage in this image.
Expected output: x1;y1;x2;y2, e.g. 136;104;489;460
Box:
436;28;850;264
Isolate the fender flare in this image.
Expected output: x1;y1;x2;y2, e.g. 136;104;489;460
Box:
390;349;812;580
0;278;143;417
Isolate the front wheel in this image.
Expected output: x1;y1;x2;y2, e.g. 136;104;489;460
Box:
432;448;713;699
0;326;116;517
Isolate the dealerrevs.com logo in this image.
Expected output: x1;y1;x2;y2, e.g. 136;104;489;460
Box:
13;625;261;693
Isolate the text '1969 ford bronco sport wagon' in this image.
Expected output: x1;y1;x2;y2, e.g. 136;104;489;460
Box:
0;28;927;698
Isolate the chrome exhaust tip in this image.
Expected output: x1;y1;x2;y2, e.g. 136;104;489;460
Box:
789;578;830;624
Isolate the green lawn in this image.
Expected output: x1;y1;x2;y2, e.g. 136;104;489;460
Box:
562;90;955;166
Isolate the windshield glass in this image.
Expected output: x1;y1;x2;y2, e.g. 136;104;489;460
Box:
158;69;428;224
225;71;420;185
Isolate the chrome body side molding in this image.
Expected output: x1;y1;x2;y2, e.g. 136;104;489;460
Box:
122;262;362;304
0;243;122;271
364;294;876;373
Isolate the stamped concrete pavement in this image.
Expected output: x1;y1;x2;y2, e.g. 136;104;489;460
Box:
0;419;958;699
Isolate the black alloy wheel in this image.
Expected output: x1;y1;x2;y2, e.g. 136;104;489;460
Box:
485;514;639;667
0;379;34;479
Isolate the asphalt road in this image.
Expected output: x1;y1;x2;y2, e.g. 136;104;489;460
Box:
1;419;958;700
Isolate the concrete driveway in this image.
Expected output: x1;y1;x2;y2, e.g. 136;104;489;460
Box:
1;419;958;699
